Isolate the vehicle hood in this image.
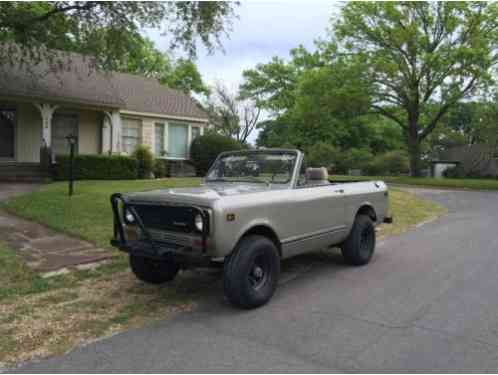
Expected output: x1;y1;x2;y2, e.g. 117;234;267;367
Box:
123;182;283;207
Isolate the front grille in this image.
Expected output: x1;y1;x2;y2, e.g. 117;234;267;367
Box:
148;229;192;247
132;204;196;233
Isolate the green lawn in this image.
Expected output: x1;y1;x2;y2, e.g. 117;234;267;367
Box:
332;175;498;191
3;178;201;248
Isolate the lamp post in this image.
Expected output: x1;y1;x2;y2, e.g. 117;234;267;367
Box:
66;134;77;196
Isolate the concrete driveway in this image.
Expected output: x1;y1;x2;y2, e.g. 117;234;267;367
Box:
15;188;498;372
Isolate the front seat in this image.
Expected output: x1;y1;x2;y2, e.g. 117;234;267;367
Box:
305;167;330;186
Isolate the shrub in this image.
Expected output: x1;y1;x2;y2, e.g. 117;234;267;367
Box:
53;154;137;180
443;164;465;178
306;142;338;172
340;148;373;175
190;134;243;176
365;151;409;176
153;159;168;178
132;145;154;179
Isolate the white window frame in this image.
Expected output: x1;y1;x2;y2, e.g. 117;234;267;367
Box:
121;117;142;155
154;122;167;157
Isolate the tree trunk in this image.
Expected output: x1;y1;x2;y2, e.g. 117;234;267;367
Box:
408;137;422;177
406;109;422;177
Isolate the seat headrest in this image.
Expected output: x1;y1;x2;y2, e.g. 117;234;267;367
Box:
306;167;329;181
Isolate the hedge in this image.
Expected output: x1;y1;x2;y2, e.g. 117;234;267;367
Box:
53;154;138;180
190;133;243;176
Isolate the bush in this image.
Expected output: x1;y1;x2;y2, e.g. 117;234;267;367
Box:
306;142;338;171
443;164;465;178
53;154;137;180
190;134;243;176
365;151;409;176
132;145;154;179
340;148;373;175
153;159;168;178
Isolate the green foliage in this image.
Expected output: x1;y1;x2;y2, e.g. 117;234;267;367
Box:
244;3;498;177
110;36;209;95
0;2;237;71
153;159;168;179
443;165;466;179
160;58;210;96
132;145;154;179
305;144;374;175
333;2;498;175
364;151;410;176
53;154;137;180
306;143;338;171
428;101;498;156
190;134;243;176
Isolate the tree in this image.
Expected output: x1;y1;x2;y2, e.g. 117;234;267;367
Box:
0;2;237;72
99;34;208;95
333;2;498;176
206;84;261;144
239;45;323;113
160;58;210;96
427;100;498;157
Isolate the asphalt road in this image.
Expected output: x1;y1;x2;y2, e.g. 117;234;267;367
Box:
15;188;498;372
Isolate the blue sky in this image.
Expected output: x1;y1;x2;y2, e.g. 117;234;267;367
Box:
146;1;340;89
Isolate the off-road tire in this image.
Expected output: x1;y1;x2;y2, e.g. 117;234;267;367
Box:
341;215;376;266
129;255;180;284
223;235;280;309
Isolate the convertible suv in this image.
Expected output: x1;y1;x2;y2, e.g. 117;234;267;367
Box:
111;149;391;308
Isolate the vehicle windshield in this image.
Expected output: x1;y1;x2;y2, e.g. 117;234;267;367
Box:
206;151;297;184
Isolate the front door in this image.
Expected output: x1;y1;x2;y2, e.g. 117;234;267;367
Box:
0;108;15;159
52;113;78;155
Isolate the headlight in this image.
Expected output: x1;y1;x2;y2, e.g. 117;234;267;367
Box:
194;213;204;232
124;208;135;224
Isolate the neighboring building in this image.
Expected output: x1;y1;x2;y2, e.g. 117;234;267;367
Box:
432;144;498;178
0;53;208;179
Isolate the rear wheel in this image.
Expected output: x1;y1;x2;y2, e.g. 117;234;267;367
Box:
341;215;376;266
129;255;180;284
223;235;280;309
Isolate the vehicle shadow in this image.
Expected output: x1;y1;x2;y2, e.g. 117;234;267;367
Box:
170;247;350;312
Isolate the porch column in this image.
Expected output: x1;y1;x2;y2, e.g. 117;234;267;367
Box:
104;110;122;154
101;116;111;154
34;103;59;148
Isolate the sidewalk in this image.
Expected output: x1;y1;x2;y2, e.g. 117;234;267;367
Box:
0;183;112;275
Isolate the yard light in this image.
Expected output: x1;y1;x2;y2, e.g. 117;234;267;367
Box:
66;134;78;196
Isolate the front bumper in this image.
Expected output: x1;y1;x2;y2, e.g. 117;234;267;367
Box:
110;193;212;267
110;238;213;267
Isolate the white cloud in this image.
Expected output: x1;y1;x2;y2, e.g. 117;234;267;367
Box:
146;1;339;87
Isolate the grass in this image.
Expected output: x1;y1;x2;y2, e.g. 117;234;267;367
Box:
0;241;215;366
0;178;446;366
332;175;498;191
377;189;446;237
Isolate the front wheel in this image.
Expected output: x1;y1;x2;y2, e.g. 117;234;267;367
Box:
223;235;280;309
341;215;376;266
129;255;180;284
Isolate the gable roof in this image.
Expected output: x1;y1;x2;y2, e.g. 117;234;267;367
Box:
0;51;208;120
112;72;207;120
